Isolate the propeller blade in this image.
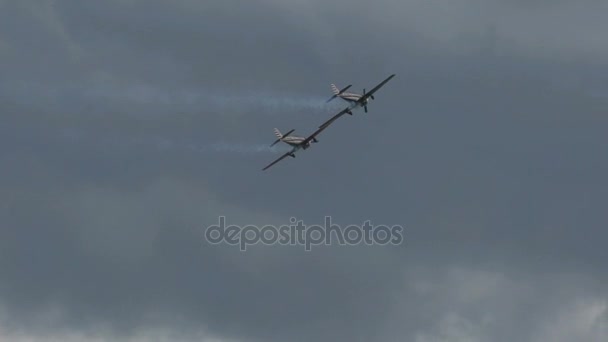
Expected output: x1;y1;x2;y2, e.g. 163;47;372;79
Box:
364;105;368;113
371;95;375;100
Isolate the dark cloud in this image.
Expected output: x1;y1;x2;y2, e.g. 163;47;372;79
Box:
1;0;607;341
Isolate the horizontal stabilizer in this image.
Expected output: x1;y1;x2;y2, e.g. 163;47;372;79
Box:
339;84;352;93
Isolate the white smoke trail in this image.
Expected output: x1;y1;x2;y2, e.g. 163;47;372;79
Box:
59;128;290;155
202;91;344;112
155;139;290;154
3;80;344;114
204;142;290;153
5;79;334;155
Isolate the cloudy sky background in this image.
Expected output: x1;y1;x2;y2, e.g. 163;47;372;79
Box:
1;0;607;341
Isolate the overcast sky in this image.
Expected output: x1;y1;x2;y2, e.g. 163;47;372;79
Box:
1;0;607;341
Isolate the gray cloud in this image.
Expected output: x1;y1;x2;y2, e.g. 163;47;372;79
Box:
1;0;607;341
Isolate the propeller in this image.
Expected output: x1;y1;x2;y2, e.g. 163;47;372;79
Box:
363;88;368;113
270;129;295;147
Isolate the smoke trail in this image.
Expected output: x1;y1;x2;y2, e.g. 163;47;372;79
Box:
204;142;290;153
3;80;344;114
203;91;344;112
154;139;291;154
58;127;290;155
94;84;346;113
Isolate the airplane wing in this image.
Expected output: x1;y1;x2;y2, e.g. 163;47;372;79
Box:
318;106;352;129
262;151;292;171
301;118;336;145
358;74;396;103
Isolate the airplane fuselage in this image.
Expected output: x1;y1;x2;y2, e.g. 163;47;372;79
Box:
281;137;315;157
338;93;363;104
339;93;369;105
337;95;368;114
282;136;307;147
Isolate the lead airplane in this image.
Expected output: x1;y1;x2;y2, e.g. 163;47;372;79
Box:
321;73;396;129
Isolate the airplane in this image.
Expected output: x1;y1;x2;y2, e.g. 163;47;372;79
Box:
261;109;347;171
321;74;396;129
262;127;321;171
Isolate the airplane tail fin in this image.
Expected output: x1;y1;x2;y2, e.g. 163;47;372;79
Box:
270;128;283;147
270;128;294;147
327;83;353;103
327;83;350;103
331;84;340;95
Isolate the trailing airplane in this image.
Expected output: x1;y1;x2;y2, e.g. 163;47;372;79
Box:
262;128;321;171
262;111;345;171
321;74;396;129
